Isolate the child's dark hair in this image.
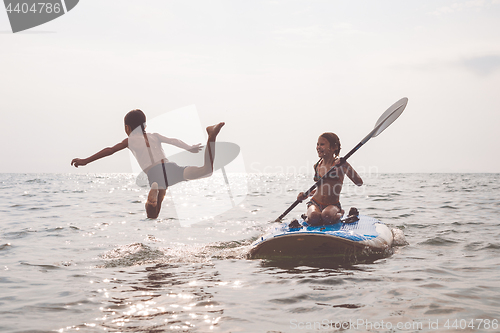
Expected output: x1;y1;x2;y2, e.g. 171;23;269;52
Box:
124;109;146;132
320;132;341;157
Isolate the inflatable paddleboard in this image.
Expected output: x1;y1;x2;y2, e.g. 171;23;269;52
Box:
249;215;393;259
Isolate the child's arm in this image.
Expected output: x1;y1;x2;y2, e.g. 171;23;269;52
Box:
71;139;128;168
297;189;316;202
344;162;363;186
156;134;202;153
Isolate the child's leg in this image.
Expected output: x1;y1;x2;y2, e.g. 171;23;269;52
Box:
306;204;323;226
145;182;167;219
156;189;166;216
321;205;344;224
183;122;225;180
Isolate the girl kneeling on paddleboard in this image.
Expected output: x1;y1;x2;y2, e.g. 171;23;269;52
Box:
297;133;363;226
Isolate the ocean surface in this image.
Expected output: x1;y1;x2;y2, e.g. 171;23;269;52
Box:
1;173;500;333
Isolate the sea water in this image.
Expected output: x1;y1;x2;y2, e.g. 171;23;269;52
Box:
1;173;499;333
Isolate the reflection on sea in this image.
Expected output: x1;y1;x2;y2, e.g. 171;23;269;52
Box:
56;263;226;332
259;256;377;272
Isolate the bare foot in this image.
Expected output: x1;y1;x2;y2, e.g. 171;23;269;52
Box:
147;182;159;207
206;122;225;140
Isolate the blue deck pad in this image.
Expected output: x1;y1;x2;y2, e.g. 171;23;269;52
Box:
273;215;382;242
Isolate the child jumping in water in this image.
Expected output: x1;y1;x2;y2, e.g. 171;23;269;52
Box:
71;109;225;219
297;132;363;226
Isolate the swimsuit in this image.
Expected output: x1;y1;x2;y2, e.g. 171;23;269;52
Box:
308;159;343;224
313;158;340;182
307;198;342;212
311;159;342;210
146;161;187;189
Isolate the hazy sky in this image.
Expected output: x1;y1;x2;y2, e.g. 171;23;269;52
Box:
1;0;499;174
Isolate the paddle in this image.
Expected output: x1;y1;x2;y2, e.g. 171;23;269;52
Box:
274;97;408;222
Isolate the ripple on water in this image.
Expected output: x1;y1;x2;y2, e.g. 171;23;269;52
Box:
419;236;459;246
0;243;12;251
